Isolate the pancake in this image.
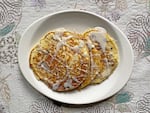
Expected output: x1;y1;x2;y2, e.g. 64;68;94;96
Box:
29;27;119;92
29;28;90;91
82;27;119;84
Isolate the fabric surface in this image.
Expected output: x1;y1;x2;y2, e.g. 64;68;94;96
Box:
0;0;150;113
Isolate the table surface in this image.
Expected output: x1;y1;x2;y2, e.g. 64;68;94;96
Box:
0;0;150;113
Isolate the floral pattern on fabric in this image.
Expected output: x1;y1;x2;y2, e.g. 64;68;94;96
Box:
0;0;22;37
0;68;10;103
134;0;150;9
29;98;63;113
126;12;150;61
31;0;46;11
136;93;150;113
89;0;127;22
0;32;20;64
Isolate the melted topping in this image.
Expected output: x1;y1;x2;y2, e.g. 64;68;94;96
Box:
64;78;74;89
30;27;119;92
35;28;89;91
89;27;107;52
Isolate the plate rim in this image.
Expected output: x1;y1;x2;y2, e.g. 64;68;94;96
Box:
18;9;134;104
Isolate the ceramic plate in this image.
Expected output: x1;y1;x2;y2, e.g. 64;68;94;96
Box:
18;10;134;104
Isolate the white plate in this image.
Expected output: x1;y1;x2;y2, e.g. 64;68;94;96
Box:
18;10;134;104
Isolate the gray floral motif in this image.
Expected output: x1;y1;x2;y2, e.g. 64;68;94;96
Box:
0;32;20;64
85;102;115;113
0;73;11;103
134;0;150;10
106;9;121;22
84;91;134;113
136;93;150;113
116;104;132;113
31;0;46;11
29;98;63;113
0;0;22;37
126;12;150;61
89;0;127;22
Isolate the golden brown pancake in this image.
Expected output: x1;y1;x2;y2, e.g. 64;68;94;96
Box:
78;28;105;89
82;27;119;84
29;28;90;91
29;27;119;92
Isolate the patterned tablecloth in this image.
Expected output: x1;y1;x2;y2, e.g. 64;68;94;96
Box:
0;0;150;113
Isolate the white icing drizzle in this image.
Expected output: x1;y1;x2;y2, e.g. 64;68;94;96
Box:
103;58;109;68
53;33;61;41
78;40;85;47
52;28;66;41
77;67;88;73
38;61;50;72
95;27;107;33
72;77;80;83
102;57;111;77
65;65;71;78
102;68;111;77
37;49;49;54
86;38;95;50
55;36;72;52
71;46;80;52
64;78;74;89
89;27;107;52
89;51;98;79
86;37;99;78
71;40;84;52
86;38;97;78
52;82;60;90
36;46;49;54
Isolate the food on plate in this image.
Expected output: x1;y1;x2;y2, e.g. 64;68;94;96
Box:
82;27;119;85
29;28;90;91
29;27;119;92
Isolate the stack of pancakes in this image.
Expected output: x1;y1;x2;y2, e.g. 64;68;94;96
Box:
29;27;119;92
